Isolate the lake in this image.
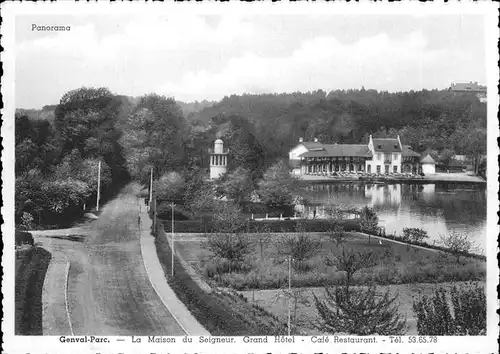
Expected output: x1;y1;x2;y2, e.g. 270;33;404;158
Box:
296;182;487;253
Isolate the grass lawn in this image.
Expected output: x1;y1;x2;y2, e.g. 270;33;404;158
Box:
236;281;486;335
173;232;486;290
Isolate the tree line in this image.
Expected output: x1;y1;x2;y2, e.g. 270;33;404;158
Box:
15;86;486;228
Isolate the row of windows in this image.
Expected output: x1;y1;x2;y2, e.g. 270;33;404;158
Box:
376;153;400;161
373;165;399;173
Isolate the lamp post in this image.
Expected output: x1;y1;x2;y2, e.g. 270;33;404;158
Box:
171;202;175;278
96;161;101;211
149;167;153;210
287;256;293;336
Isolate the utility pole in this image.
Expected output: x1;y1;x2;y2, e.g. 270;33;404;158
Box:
96;161;101;211
149;167;153;209
288;256;292;336
153;196;157;233
171;202;175;278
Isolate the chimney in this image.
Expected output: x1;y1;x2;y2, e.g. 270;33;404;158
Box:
314;137;319;143
299;137;304;143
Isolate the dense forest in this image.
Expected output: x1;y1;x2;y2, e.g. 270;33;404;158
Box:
15;87;486;228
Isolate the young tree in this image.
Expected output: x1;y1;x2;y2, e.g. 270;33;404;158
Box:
359;206;379;244
273;232;322;271
273;287;311;333
326;248;378;287
206;233;252;273
315;248;406;335
359;206;379;231
256;225;272;259
439;231;472;263
328;225;348;247
313;284;407;335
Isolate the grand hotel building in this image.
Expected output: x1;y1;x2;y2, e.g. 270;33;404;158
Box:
289;135;422;175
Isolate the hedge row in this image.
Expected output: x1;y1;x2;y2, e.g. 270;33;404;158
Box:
15;247;52;335
363;229;486;262
160;218;361;233
153;225;287;335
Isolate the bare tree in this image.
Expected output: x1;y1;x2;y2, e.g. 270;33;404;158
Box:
327;224;348;247
273;232;322;271
326;247;378;287
257;225;272;259
273;287;311;333
439;231;472;264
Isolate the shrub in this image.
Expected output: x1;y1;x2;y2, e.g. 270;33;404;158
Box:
15;230;34;246
203;257;252;278
314;284;407;335
402;227;429;243
20;212;34;230
205;233;252;272
412;284;486;335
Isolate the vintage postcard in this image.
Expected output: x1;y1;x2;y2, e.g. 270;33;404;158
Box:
2;2;499;354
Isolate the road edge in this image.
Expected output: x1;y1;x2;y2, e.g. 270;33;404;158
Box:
138;203;211;336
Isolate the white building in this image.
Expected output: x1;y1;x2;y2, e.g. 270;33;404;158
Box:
421;154;436;174
365;135;403;174
288;135;420;175
209;138;229;179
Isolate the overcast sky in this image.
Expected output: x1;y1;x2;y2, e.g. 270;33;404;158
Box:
16;14;486;109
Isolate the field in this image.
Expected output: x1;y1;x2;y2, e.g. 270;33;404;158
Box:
237;281;486;335
173;232;486;290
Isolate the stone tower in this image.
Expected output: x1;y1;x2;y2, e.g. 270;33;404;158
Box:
209;138;228;179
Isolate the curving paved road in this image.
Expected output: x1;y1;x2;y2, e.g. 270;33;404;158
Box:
37;184;186;335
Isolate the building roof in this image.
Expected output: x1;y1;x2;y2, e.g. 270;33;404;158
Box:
421;154;436;164
214;138;224;144
372;138;402;153
451;82;486;92
402;145;421;157
299;144;372;158
299;141;324;149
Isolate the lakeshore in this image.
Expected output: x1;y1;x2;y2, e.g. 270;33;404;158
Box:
298;172;485;184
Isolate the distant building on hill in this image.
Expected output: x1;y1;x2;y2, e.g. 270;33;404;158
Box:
288;135;422;175
450;81;487;102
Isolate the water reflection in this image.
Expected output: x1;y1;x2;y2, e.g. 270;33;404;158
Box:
297;182;487;251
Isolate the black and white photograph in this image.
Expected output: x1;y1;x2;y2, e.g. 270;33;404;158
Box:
2;2;499;354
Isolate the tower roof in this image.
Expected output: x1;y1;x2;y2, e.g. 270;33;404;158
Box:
214;138;224;144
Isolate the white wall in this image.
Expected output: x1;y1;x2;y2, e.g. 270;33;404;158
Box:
365;152;402;173
422;163;436;174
